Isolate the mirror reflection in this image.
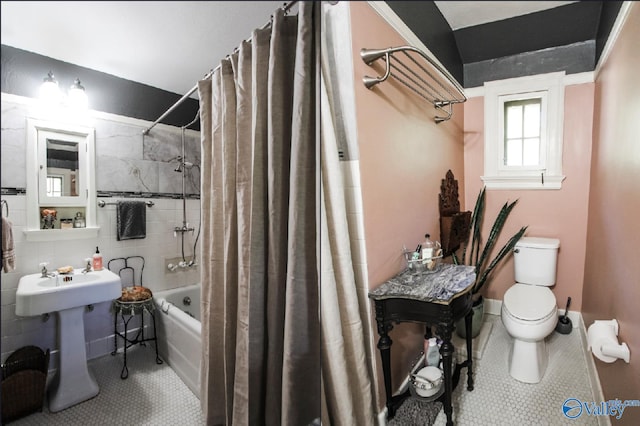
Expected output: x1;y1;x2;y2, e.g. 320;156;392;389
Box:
46;138;79;197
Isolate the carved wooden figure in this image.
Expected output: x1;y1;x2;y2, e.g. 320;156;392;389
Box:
439;170;471;257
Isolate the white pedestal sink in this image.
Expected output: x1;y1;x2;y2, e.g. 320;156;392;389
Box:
16;269;121;412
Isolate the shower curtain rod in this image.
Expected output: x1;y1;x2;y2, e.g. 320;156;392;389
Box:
142;0;299;136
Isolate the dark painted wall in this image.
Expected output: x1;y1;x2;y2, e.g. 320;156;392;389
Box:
1;45;199;129
384;1;463;84
384;1;623;88
454;2;602;64
464;41;595;88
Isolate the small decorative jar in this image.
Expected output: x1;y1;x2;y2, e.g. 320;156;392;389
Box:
73;212;85;228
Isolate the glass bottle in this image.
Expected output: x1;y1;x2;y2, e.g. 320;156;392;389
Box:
422;234;435;263
73;211;85;228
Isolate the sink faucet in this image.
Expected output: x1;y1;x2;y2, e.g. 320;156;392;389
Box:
83;258;92;274
39;262;55;278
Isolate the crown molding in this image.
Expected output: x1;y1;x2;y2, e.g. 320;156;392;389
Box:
595;1;634;78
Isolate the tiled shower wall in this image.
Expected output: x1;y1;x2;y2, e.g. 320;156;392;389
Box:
1;94;202;366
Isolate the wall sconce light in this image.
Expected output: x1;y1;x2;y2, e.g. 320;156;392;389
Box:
39;71;88;109
68;78;88;109
39;71;61;103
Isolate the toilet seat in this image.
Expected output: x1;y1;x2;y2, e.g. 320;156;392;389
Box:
503;284;556;321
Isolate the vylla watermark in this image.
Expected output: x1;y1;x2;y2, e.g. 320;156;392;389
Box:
563;398;640;420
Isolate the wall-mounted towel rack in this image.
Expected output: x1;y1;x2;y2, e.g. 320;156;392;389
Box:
360;46;466;123
98;200;154;208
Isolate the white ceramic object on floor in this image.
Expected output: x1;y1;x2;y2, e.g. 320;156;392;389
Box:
412;366;443;397
16;268;121;411
501;237;560;383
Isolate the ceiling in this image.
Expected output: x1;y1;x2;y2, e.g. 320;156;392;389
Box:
0;1;589;97
434;1;577;30
1;1;285;97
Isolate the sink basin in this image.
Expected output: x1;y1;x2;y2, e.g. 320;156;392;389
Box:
16;268;121;412
16;269;121;316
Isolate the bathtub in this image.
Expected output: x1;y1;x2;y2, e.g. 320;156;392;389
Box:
154;283;201;398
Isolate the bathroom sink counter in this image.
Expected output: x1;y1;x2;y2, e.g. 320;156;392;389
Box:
369;264;476;304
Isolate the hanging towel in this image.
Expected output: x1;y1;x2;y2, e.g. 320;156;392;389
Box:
2;216;16;273
117;201;147;241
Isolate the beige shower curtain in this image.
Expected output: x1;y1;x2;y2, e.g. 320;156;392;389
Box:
198;3;318;425
320;78;377;425
319;3;378;424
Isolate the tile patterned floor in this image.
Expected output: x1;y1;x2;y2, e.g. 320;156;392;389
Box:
8;314;600;425
11;345;205;426
432;314;599;425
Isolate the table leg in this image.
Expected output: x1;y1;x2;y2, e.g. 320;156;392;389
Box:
438;322;454;426
149;310;163;365
120;313;130;379
376;324;394;418
111;309;118;356
464;310;474;391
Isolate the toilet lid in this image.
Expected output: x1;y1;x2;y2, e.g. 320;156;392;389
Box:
504;284;556;321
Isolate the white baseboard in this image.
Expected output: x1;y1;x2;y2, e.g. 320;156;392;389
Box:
484;298;503;316
451;319;493;360
396;353;425;395
377;407;388;426
579;315;611;426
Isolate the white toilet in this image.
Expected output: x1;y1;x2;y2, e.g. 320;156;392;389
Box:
501;236;560;383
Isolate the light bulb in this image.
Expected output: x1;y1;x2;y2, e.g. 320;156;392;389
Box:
39;71;61;103
68;78;88;109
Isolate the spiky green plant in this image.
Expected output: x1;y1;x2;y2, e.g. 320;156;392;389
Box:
452;187;528;295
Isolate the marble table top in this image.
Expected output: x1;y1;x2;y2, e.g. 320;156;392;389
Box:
368;263;476;304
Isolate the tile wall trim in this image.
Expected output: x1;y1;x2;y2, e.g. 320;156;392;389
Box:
0;187;26;195
98;191;200;200
0;92;199;138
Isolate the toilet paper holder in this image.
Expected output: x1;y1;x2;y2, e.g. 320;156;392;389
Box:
587;319;630;363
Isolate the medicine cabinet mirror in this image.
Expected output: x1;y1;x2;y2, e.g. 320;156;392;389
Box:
25;118;98;241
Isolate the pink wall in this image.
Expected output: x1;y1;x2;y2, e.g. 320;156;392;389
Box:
582;4;640;424
349;2;465;409
463;84;594;310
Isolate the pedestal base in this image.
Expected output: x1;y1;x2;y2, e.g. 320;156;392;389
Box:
48;306;99;412
508;338;548;384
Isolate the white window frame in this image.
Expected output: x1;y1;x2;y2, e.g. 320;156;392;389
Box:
482;72;566;189
500;93;546;171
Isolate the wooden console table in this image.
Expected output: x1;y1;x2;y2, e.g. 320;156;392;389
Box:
368;264;476;426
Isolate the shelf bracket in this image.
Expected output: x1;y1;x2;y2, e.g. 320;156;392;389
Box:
361;46;466;123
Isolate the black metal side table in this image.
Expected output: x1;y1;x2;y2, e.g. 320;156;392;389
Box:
108;256;163;379
368;264;476;426
111;298;163;379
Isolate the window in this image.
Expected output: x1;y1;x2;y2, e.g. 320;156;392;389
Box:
504;98;541;167
46;176;63;197
482;72;565;189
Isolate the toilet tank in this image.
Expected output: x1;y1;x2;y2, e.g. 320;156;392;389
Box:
514;237;560;286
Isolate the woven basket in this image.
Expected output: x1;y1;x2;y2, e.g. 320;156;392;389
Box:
1;346;50;423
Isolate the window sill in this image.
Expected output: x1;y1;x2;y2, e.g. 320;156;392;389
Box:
24;226;100;242
481;175;565;190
